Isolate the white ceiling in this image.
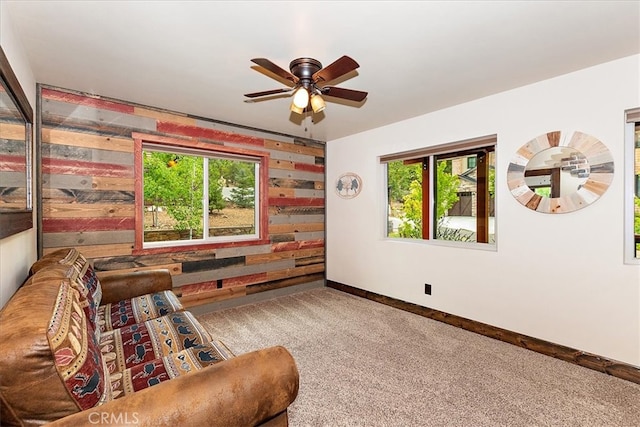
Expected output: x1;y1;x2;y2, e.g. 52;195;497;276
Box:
5;1;640;142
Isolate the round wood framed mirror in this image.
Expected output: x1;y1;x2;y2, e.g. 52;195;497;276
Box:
507;131;614;213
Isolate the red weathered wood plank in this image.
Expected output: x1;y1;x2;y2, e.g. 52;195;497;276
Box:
180;272;268;298
180;281;221;297
0;155;26;172
42;88;135;114
43;217;135;232
156;122;265;147
268;197;324;207
42;157;134;178
271;239;325;252
223;272;268;288
294;163;324;173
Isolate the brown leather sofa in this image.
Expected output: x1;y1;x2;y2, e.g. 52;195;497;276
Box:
0;249;299;426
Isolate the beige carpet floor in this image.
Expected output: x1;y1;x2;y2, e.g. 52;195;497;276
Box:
197;287;640;427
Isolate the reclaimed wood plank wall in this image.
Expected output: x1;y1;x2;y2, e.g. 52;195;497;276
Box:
40;86;325;308
0;122;28;208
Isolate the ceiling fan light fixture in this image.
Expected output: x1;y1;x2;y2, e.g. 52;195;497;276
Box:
310;93;326;113
292;86;309;109
290;100;304;114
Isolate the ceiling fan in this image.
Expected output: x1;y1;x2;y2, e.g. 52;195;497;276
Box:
244;55;367;114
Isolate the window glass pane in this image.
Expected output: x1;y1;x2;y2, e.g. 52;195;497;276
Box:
209;159;256;237
435;155;469;242
386;160;422;238
488;151;496;244
143;150;204;243
435;152;495;243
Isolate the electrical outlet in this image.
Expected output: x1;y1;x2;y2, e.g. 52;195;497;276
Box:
424;283;432;295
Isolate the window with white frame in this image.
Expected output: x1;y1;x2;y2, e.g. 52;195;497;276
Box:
134;134;267;250
383;135;496;245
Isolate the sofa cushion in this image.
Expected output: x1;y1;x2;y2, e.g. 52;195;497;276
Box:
60;248;103;317
97;290;183;332
109;341;233;398
47;279;112;410
100;311;213;373
30;248;102;326
25;264;103;341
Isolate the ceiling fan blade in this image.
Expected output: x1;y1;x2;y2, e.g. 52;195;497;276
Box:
244;88;294;98
251;58;298;84
321;86;368;102
312;55;360;84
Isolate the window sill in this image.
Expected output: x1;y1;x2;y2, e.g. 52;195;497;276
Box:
383;236;497;252
133;238;271;256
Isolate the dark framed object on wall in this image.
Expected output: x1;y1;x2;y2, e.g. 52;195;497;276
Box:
0;46;34;239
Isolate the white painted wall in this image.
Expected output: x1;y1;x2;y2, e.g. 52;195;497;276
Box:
326;55;640;366
0;2;37;307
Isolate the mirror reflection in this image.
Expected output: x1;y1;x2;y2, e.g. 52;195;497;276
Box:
0;82;28;211
524;147;589;198
507;130;614;214
0;46;33;239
